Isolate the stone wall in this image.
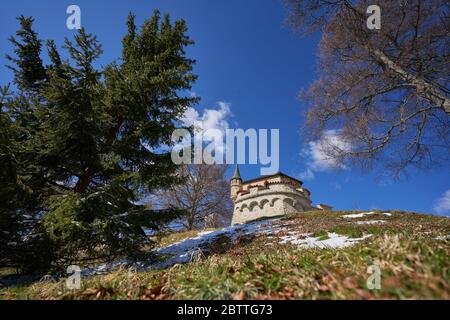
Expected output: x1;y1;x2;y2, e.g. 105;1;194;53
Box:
231;183;313;224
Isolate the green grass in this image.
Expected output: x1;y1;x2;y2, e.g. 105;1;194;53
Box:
312;230;330;240
1;210;449;300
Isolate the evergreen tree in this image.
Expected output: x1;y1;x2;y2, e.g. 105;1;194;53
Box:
1;16;58;273
2;11;197;272
6;16;47;94
0;86;22;269
0;86;53;273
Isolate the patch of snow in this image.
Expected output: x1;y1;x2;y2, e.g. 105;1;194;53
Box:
151;219;287;269
197;230;215;237
355;220;386;225
82;218;283;276
82;216;375;277
280;232;372;249
433;235;450;241
82;259;127;277
342;211;392;218
342;212;375;218
279;233;309;245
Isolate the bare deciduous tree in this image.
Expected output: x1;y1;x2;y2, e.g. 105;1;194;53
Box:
285;0;449;177
155;164;233;230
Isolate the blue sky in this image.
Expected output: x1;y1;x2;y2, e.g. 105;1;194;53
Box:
1;0;449;215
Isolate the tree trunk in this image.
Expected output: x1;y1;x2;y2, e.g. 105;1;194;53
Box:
74;167;94;193
74;114;124;193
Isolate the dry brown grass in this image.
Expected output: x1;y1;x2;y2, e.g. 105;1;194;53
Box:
1;210;449;300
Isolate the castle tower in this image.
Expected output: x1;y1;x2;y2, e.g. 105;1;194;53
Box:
230;165;242;202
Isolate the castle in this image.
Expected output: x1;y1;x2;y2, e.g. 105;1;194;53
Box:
230;165;331;225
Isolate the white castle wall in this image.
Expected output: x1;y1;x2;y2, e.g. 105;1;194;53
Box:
231;183;313;225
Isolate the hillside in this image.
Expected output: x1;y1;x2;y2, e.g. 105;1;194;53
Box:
1;210;449;300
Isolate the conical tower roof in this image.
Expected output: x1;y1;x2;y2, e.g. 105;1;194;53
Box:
231;164;242;180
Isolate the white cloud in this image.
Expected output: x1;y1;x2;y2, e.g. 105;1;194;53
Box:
179;101;233;159
298;168;315;181
434;190;450;215
181;101;232;138
299;130;352;181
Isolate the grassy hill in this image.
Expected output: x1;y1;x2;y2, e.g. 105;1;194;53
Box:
1;210;449;300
